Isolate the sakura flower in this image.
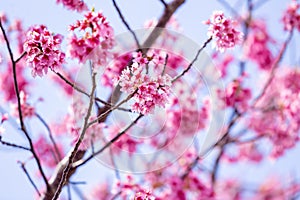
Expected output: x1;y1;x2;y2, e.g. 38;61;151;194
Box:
68;10;114;67
101;52;131;87
56;0;88;12
33;135;64;168
132;78;171;114
282;0;300;32
23;25;65;77
205;11;243;52
244;20;274;70
249;69;300;158
107;124;140;155
166;91;210;136
0;61;29;102
218;78;251;112
117;54;172;115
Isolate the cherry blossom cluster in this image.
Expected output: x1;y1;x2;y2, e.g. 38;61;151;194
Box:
23;25;65;77
56;0;88;13
117;52;172;114
244;20;274;70
205;11;243;52
282;0;300;32
218;78;251;112
101;52;131;87
112;176;157;200
0;62;29;102
249;69;300;158
33;135;64;168
107;124;140;155
68;10;114;66
166;81;210;136
224;142;263;163
212;52;234;78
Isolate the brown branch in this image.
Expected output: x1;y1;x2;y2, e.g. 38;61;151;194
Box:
112;0;141;49
51;72;97;200
0;19;50;190
141;0;185;50
158;0;168;8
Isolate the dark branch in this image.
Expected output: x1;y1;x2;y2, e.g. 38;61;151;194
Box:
112;0;141;49
0;135;31;151
0;18;50;190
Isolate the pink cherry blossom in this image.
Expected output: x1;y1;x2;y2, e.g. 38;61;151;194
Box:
23;25;65;77
218;78;251;112
56;0;88;12
117;53;172;114
249;69;300;158
0;61;29;102
244;20;274;70
107;124;140;155
68;10;114;66
282;0;300;32
101;52;131;87
205;11;243;52
33;135;64;168
166;83;210;136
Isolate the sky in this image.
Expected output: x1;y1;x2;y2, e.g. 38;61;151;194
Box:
0;0;299;199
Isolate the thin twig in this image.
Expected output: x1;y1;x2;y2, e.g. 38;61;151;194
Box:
0;18;50;189
36;113;62;161
51;72;97;200
161;53;168;75
88;90;137;127
216;0;241;18
172;37;212;83
18;161;42;197
54;71;131;113
211;147;225;187
159;0;168;8
0;135;31;151
73;114;143;168
112;0;141;49
15;51;27;63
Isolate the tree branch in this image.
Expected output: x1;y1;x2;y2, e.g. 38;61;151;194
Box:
51;72;97;200
0;135;31;151
0;18;50;190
